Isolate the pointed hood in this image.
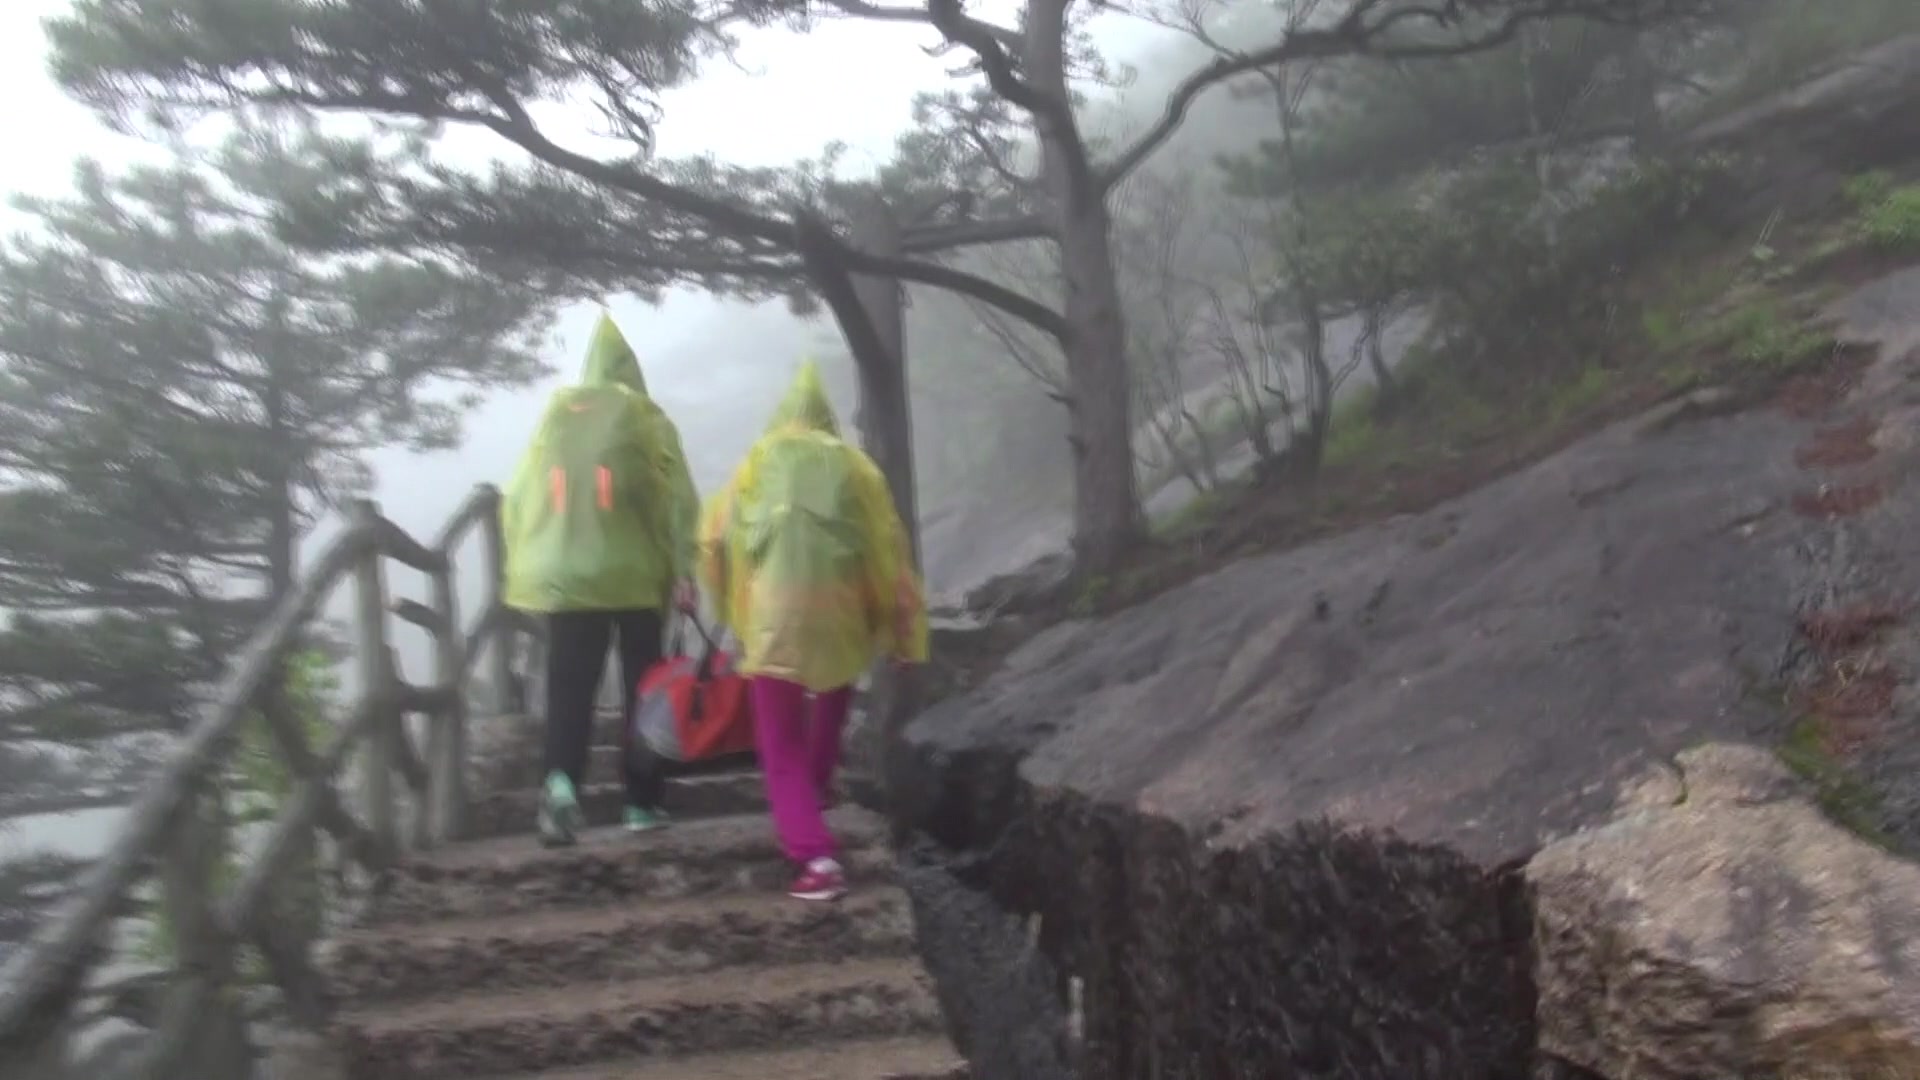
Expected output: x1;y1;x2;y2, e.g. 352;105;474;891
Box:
579;312;648;394
767;360;840;436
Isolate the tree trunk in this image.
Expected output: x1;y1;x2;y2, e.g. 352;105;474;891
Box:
1292;268;1333;484
846;195;920;567
1056;203;1142;572
1025;0;1142;573
842;197;923;820
1179;408;1220;489
1520;23;1562;255
1364;307;1398;418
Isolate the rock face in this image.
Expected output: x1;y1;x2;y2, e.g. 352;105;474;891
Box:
906;359;1811;858
1689;35;1920;176
894;252;1920;1078
1530;743;1920;1080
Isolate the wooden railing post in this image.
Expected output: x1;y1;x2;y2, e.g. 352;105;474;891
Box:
476;485;516;714
0;502;463;1075
426;552;468;844
349;499;399;853
141;777;246;1079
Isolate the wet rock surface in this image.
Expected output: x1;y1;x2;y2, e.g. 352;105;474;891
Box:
1689;35;1920;183
465;768;769;839
906;381;1811;862
1530;742;1920;1080
328;889;915;1004
897;842;1074;1080
894;261;1920;1079
337;955;942;1080
368;805;894;924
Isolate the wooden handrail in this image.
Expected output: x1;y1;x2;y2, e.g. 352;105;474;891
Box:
392;598;447;635
0;520;373;1033
0;484;538;1073
434;484;500;553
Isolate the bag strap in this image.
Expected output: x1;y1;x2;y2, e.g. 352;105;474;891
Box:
672;611;722;683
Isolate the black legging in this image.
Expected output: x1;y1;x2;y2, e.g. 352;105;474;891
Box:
542;609;665;809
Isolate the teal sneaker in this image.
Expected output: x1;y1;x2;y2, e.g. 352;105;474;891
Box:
623;805;670;833
537;771;583;848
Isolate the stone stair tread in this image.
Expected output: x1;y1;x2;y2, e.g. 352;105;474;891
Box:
367;815;897;925
495;771;769;801
334;886;909;952
500;1036;965;1079
410;806;884;872
467;771;775;839
328;888;916;1003
337;955;932;1035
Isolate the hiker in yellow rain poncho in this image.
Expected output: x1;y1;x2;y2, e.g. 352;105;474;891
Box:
501;313;698;847
699;362;927;901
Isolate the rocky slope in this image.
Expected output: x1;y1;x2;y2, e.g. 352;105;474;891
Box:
892;223;1920;1080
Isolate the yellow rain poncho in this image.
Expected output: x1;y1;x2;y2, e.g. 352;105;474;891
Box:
502;314;698;613
698;362;928;692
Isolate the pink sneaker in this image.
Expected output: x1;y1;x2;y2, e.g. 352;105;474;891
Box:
789;857;848;902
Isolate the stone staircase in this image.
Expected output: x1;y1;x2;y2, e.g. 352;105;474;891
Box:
317;739;963;1079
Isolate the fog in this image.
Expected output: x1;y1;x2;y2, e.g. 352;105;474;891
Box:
0;0;1438;932
0;0;1181;697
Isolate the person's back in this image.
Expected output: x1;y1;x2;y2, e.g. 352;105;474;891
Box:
504;319;692;614
502;313;697;845
699;362;926;901
731;424;876;683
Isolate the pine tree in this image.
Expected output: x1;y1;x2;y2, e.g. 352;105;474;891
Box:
0;130;553;741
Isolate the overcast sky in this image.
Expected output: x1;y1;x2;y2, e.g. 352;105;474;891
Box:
0;0;1161;523
0;0;1174;683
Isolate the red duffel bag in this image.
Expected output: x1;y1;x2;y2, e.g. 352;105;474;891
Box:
630;615;754;764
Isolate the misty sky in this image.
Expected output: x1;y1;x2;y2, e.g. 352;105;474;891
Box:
0;1;1163;536
0;1;1174;686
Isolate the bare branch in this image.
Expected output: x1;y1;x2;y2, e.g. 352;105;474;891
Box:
919;0;1099;193
969;298;1070;396
850;248;1071;340
899;214;1049;254
815;0;1026;50
1100;0;1710;191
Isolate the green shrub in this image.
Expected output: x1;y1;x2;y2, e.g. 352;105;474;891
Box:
1776;718;1892;847
1859;185;1920;252
1704;299;1834;373
1844;170;1896;209
1548;365;1614;420
1322;410;1376;467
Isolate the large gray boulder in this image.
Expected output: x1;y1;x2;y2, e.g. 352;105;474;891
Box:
1689;35;1920;172
1530;743;1920;1080
894;259;1920;1077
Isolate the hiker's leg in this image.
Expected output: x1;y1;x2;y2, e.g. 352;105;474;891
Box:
807;685;854;804
613;609;667;810
543;611;612;789
751;675;835;863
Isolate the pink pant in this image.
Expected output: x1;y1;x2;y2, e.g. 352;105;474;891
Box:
750;677;853;864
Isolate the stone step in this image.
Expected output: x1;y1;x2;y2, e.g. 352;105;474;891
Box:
367;808;892;926
500;1036;967;1080
468;769;773;839
326;887;915;1005
467;711;760;793
335;956;944;1079
476;740;764;792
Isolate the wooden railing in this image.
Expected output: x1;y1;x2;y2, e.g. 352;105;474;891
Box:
0;484;540;1079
